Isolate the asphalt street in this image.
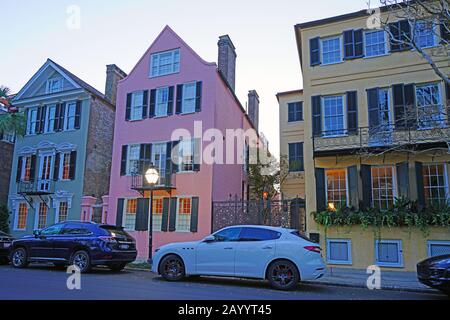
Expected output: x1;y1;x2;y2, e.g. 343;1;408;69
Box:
0;264;448;300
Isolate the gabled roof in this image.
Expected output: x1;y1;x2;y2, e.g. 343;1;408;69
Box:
13;59;112;105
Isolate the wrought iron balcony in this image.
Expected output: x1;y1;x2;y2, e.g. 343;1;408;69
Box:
130;160;177;193
17;179;55;195
313;120;450;156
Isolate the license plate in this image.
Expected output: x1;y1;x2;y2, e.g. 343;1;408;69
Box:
119;244;129;250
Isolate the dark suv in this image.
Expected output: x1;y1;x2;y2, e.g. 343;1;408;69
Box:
0;231;14;264
10;221;137;273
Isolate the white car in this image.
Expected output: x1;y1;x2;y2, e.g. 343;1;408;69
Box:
151;225;326;290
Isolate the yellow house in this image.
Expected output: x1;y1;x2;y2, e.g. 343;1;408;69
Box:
286;5;450;271
277;89;305;199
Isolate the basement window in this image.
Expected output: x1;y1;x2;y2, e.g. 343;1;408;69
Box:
428;241;450;257
326;239;352;265
375;240;403;268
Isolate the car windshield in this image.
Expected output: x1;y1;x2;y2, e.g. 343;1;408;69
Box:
100;225;131;238
291;231;312;241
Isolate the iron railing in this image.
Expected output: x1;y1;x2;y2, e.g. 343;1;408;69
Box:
313;120;450;154
17;179;55;195
131;160;176;191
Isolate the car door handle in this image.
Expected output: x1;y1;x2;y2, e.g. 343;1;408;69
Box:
262;246;273;250
224;247;234;250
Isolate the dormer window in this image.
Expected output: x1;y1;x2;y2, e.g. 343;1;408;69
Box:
150;49;180;77
46;78;63;94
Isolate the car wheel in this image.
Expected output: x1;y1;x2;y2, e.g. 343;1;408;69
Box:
108;262;127;272
267;260;300;291
70;250;92;273
11;248;29;268
159;255;185;282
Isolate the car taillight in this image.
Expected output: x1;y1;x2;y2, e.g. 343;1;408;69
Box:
304;246;322;254
99;236;117;243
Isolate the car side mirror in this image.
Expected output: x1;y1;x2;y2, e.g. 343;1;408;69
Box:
203;235;215;243
33;230;41;238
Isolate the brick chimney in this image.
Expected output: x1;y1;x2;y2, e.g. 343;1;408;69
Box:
105;64;127;105
218;35;236;92
248;90;259;132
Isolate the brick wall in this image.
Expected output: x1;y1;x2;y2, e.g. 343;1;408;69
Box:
82;96;115;201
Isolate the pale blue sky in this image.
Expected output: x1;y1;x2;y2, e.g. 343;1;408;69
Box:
0;0;369;157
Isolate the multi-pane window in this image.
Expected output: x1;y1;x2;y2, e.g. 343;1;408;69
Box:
130;91;144;121
326;169;348;207
156;87;169;117
46;78;63;94
16;203;28;230
176;197;192;231
27;108;38;135
182;82;197;114
414;21;436;48
124;199;137;230
152;143;167;184
323;96;345;136
150;49;180;77
288;102;303;122
22;156;33;182
371;166;396;210
60;153;71;180
127;145;141;175
422;163;448;205
365;30;387;57
152;198;164;231
416;83;443;129
37;202;48;229
58;201;69;222
321;37;342;64
288;142;304;172
178;140;194;172
1;131;15;143
44;104;57;133
65;102;77;130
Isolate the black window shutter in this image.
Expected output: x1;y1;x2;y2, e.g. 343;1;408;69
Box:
193;139;201;172
37;106;46;134
135;198;149;231
142;90;149;119
167;86;174;116
35;106;41;134
29;155;36;182
393;84;406;129
176;84;183;114
396;162;410;198
149;89;156;118
140;144;152;176
16;156;23;182
169;141;179;173
347;91;358;135
161;198;170;232
360;165;372;210
53;153;60;181
74;100;81;130
69;151;77;180
195;81;202;112
169;197;177;232
367;88;380;128
126;93;132;121
354;29;364;57
400;20;412;50
59;103;66;131
440;20;450;44
415;162;425;210
343;30;355;59
190;197;199;232
299;102;304;121
347;165;358;209
315;168;326;212
120;145;128;176
54;103;61;132
312;96;322;136
299;143;304;171
116;199;125;227
446;81;450;124
404;84;416;127
389;22;401;52
310;37;321;66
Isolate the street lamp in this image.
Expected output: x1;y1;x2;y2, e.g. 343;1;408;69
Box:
145;165;159;263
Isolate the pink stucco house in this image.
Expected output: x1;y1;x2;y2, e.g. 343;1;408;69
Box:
107;26;260;260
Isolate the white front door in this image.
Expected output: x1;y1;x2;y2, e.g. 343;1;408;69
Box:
195;227;242;276
369;88;392;146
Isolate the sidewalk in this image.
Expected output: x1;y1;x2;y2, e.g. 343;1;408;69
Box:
308;267;437;294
